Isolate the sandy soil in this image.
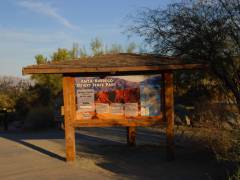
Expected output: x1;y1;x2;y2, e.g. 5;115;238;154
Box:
0;127;233;180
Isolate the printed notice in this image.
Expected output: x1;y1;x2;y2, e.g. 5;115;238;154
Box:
96;103;109;114
75;75;162;120
76;89;95;112
125;103;138;117
110;103;124;115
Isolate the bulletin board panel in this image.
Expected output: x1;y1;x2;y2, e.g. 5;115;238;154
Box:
74;74;164;127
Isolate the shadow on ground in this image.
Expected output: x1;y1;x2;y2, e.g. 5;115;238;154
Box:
0;128;234;180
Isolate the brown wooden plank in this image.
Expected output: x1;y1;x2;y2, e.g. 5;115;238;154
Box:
23;63;207;69
163;72;175;161
22;64;208;75
73;117;164;127
127;127;136;146
63;76;76;161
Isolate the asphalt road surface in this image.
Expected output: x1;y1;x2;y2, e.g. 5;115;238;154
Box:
0;127;229;180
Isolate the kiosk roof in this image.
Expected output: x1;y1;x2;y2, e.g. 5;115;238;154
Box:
22;53;207;75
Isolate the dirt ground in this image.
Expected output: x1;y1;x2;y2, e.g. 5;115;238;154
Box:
0;127;234;180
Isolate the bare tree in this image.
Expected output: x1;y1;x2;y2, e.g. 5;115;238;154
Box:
128;0;240;110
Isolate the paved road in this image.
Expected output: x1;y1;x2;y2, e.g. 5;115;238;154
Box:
0;128;229;180
0;130;118;180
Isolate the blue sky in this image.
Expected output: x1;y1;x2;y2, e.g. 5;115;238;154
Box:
0;0;173;77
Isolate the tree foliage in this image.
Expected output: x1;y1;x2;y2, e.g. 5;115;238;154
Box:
31;54;62;98
0;76;31;110
107;43;124;54
52;48;71;62
35;54;47;64
90;37;137;55
0;93;15;110
126;42;137;53
31;39;139;104
70;43;79;59
79;45;88;58
128;0;240;109
90;38;104;56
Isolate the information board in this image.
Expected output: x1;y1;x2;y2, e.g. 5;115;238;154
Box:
75;75;162;120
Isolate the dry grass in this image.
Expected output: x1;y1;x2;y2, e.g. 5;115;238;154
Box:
174;125;240;162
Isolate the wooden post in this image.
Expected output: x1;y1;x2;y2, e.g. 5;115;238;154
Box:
163;72;175;161
127;127;136;146
63;76;76;161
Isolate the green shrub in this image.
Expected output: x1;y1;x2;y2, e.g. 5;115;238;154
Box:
24;106;54;130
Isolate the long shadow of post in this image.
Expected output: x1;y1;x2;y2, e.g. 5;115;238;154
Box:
0;127;167;162
0;130;66;161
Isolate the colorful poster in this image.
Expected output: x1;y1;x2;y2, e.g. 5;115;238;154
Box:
140;76;161;116
75;75;161;120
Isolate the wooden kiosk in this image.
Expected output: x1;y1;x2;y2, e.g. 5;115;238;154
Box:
22;53;207;161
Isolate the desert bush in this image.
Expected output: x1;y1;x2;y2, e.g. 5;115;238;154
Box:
183;100;240;161
24;106;54;130
0;93;15;110
228;167;240;180
177;126;239;161
187;101;240;129
204;128;240;161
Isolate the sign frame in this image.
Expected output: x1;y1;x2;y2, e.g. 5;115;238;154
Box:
62;71;174;161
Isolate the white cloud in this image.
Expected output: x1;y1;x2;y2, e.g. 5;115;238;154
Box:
18;0;79;30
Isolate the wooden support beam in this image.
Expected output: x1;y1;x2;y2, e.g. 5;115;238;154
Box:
63;76;76;161
163;72;175;161
74;117;163;127
127;127;136;146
